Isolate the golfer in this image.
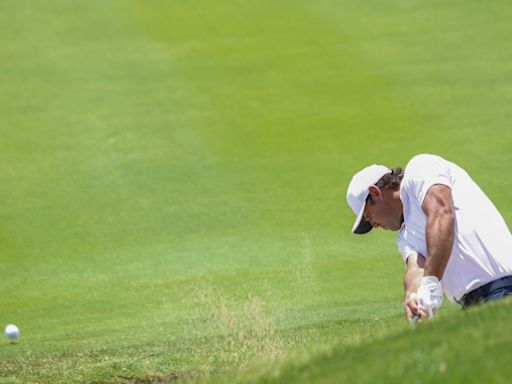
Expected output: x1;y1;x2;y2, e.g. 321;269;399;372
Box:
346;154;512;321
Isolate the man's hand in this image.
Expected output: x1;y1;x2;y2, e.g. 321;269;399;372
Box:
416;276;443;319
404;292;421;322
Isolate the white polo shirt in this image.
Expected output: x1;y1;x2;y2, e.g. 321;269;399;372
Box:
397;154;512;303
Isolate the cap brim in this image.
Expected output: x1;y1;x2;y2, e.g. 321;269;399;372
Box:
351;201;373;235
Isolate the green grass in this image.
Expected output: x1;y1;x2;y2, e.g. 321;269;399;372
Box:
205;299;512;384
0;0;511;383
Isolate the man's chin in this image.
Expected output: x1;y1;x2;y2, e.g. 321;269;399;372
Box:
381;222;402;231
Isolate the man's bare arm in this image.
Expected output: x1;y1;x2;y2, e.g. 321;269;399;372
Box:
421;184;455;279
403;252;425;321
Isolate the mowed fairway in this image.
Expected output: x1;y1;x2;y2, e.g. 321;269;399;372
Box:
1;1;511;383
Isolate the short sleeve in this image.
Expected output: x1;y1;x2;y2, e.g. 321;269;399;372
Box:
402;154;453;206
397;232;417;264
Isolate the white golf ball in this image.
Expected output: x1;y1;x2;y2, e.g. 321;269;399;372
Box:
4;324;20;342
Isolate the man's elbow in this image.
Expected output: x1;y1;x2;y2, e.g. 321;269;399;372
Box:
430;209;455;249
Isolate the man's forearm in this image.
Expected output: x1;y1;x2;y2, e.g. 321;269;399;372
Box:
404;263;423;297
403;253;425;321
404;252;425;296
424;211;454;279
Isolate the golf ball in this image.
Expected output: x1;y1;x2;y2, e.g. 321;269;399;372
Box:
4;324;20;342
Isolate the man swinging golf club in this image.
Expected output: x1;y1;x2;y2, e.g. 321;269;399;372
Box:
346;154;512;322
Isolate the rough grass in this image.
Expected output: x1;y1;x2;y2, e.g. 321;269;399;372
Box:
204;298;512;384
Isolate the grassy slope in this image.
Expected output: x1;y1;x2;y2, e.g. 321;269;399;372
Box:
209;299;512;384
0;0;511;383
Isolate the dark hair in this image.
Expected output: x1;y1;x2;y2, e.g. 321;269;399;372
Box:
375;167;403;190
366;167;403;204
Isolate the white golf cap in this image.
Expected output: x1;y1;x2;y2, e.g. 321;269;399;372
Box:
346;164;391;234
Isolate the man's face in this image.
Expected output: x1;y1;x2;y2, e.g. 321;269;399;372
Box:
363;187;403;231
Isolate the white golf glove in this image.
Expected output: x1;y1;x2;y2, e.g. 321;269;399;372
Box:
416;276;443;319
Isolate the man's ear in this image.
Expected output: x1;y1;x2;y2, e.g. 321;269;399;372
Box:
368;185;382;200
